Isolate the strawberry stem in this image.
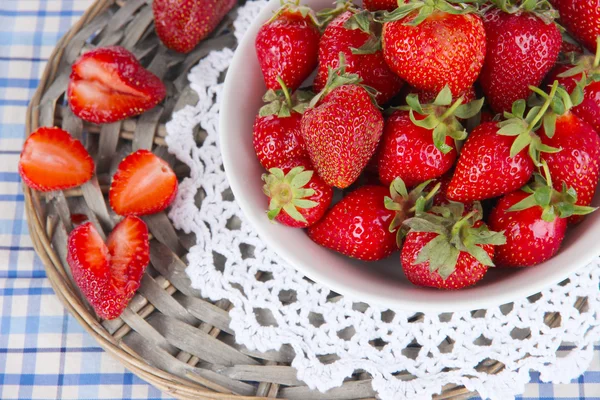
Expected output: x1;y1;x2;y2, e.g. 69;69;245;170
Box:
276;76;293;109
594;36;600;69
450;210;478;237
526;81;559;133
540;160;553;187
408;182;441;213
439;98;464;121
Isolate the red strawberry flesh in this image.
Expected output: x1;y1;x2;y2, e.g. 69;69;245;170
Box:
109;150;178;216
67;217;149;320
19;127;95;192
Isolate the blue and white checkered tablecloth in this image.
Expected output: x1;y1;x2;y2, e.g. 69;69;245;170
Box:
0;1;599;399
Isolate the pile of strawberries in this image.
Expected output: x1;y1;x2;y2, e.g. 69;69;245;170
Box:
18;0;240;320
253;0;600;290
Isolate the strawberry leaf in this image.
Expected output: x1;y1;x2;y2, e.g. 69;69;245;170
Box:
433;86;453;106
344;10;372;34
351;35;382;55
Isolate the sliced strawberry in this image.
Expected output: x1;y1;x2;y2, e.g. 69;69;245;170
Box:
68;46;166;124
109;150;178;216
67;217;149;320
19;127;94;192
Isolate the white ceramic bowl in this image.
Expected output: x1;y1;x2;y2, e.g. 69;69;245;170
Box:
220;0;600;312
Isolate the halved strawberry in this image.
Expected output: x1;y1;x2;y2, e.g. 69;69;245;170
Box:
19;127;94;192
67;216;149;320
109;150;178;216
68;46;166;124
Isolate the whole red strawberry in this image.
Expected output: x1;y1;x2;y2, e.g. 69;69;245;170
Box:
313;10;403;105
489;170;595;267
479;4;561;113
364;0;401;12
301;61;384;189
378;110;455;186
446;122;534;201
377;87;483;187
153;0;235;53
253;83;311;169
19;127;95;192
540;112;600;223
545;52;600;134
381;3;486;96
68;46;166;124
401;203;505;289
68;216;150;320
262;158;332;228
256;1;320;92
550;0;600;53
308;185;397;261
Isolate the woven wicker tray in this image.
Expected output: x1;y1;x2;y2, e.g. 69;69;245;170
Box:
23;0;569;399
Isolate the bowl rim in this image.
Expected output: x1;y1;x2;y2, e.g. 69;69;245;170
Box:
220;0;600;312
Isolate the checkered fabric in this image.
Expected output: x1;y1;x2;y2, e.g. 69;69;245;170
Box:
0;1;598;399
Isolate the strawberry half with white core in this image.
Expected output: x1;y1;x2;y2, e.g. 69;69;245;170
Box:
68;46;166;124
384;177;442;246
19;127;95;192
67;216;150;320
378;86;484;187
253;78;312;170
262;157;333;228
401;202;506;289
109;150;178;216
489;162;596;267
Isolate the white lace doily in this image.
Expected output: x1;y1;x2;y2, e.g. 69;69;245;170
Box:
165;2;600;399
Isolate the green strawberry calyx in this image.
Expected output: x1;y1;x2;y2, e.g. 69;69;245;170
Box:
485;0;558;24
262;166;318;224
384;177;442;247
268;0;321;27
496;81;562;166
508;161;597;222
396;85;484;154
403;202;506;280
375;0;478;26
343;10;384;55
259;76;314;118
559;36;600;82
316;0;359;27
309;52;380;108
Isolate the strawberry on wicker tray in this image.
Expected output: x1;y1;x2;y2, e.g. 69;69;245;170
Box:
68;216;150;320
19;127;95;192
109;150;178;217
68;46;166;124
